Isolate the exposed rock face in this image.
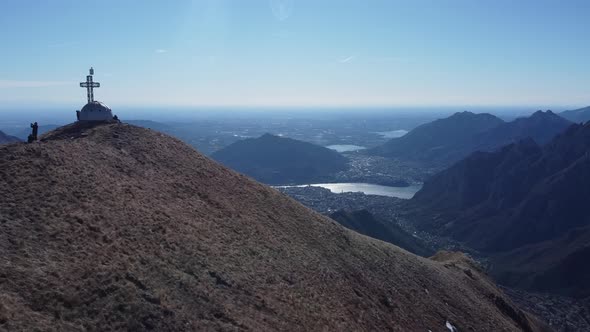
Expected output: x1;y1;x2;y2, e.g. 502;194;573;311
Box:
0;123;550;331
212;133;349;185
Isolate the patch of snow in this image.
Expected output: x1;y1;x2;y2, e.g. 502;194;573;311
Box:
446;320;458;332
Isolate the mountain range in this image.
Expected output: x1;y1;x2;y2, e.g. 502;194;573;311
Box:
0;122;550;331
408;121;590;298
560;106;590;123
212;133;349;185
371;110;572;167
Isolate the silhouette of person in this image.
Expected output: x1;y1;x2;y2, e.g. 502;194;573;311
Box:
30;122;39;141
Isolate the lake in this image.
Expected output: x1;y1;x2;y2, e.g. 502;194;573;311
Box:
326;144;366;152
289;183;422;199
375;130;408;138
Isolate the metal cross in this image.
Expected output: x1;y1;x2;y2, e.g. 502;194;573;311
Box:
80;67;100;103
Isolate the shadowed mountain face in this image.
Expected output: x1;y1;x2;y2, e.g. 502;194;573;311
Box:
411;122;590;251
211;133;349;185
472;111;572;150
491;226;590;299
408;122;590;297
329;209;433;257
371;111;571;166
560;106;590;123
0;123;550;331
0;130;21;144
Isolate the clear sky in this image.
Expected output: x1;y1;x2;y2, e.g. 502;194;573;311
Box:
0;0;588;109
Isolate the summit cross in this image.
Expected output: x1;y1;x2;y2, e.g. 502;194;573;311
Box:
80;67;100;103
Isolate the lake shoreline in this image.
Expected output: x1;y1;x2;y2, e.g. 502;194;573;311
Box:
275;182;422;199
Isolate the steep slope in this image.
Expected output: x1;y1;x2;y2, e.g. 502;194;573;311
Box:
560;105;590;123
329;209;433;257
211;133;349;184
410;122;590;252
411;138;542;215
370;111;504;165
491;226;590;298
0;122;549;331
408;122;590;298
0;130;21;144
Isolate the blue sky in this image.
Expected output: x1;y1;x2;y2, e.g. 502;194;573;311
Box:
0;0;588;109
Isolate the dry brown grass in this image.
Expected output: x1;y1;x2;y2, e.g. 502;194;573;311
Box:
0;123;551;331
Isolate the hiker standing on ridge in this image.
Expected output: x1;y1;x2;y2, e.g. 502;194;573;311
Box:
28;122;39;143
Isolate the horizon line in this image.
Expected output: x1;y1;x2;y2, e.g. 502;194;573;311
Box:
0;102;585;112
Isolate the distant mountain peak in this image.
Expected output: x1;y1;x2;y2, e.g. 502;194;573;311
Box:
369;111;504;165
452;110;496;117
212;133;348;184
371;110;572;166
409;119;590;301
453;110;475;116
260;132;278;139
449;111;494;120
531;110;557;118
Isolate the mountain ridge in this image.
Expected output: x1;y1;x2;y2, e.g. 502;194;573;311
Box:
0;130;21;144
410;122;590;251
370;111;504;165
371;111;571;166
0;122;549;331
560;105;590;123
407;122;590;298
